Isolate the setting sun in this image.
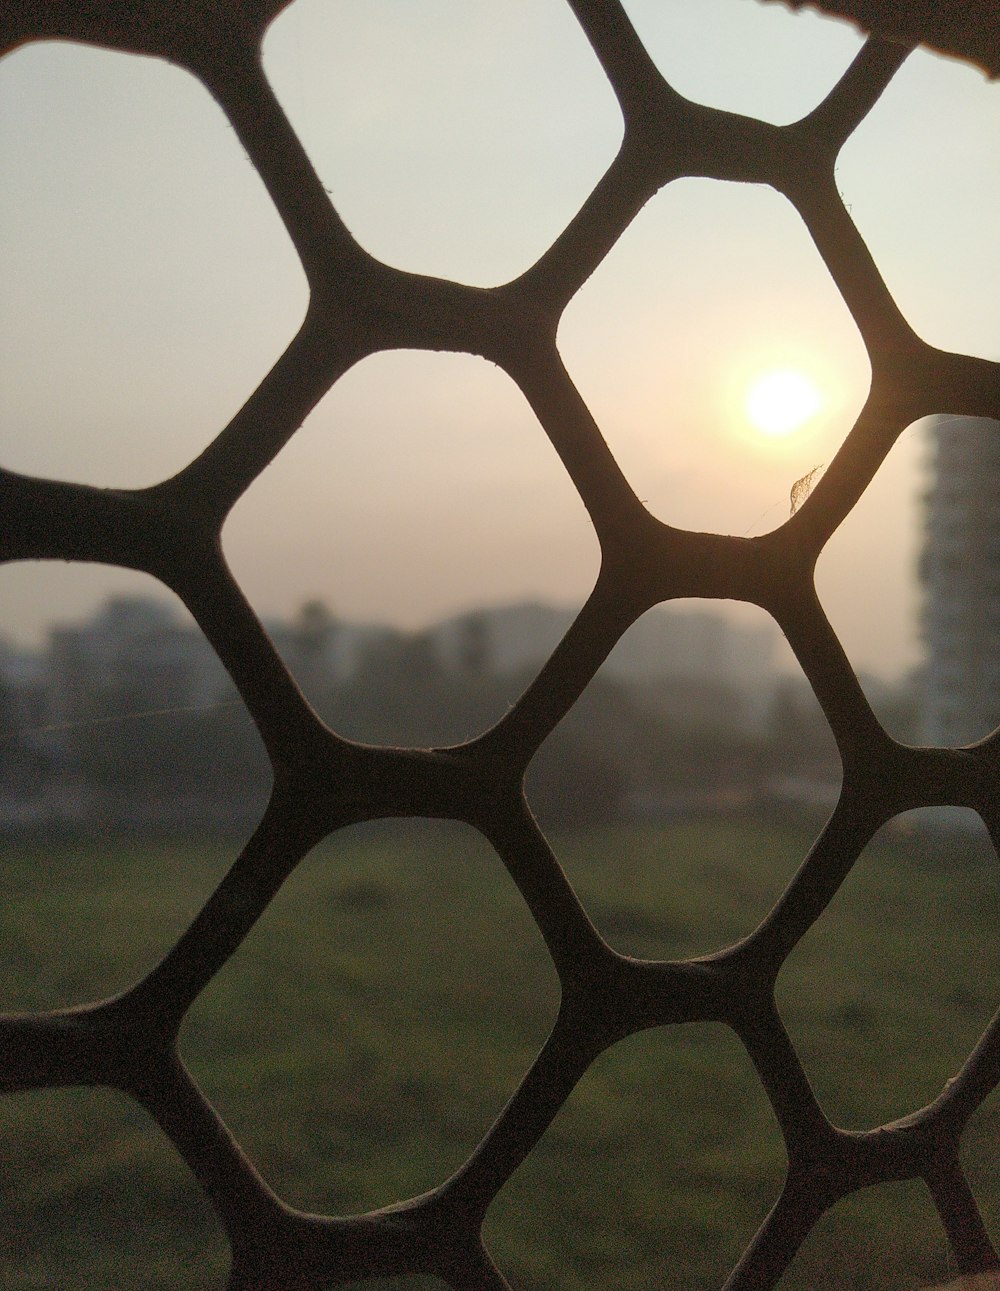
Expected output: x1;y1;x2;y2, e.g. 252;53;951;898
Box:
746;368;823;436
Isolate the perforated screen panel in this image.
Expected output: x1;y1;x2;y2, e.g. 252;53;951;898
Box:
2;3;1000;1289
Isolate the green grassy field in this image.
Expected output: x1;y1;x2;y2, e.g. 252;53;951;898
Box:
2;816;1000;1290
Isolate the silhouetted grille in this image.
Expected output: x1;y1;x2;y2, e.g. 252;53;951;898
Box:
2;4;999;1288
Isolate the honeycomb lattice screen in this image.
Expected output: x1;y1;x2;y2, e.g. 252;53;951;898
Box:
2;3;1000;1289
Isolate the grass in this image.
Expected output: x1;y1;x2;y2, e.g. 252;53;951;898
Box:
2;815;999;1289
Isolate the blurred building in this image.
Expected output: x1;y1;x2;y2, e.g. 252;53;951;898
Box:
920;415;1000;745
433;600;780;730
47;595;228;727
2;590;788;826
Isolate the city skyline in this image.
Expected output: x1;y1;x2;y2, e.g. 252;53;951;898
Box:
0;583;838;831
1;585;783;680
2;1;997;682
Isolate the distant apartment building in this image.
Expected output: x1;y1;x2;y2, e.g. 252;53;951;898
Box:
47;595;229;727
920;415;1000;745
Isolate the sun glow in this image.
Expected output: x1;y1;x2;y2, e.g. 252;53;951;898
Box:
745;368;822;436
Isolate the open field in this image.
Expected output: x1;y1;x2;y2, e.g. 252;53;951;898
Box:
3;815;1000;1289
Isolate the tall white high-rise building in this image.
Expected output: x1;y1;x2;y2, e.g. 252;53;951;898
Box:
920;415;1000;745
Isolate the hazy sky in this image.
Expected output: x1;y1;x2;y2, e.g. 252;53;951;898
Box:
1;0;997;682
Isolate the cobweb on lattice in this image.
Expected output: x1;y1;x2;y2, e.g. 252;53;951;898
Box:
2;3;999;1289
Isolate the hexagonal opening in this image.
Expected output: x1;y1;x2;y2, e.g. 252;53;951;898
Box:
780;1180;947;1291
836;48;999;360
557;178;869;537
1;1087;229;1289
261;0;622;285
223;349;600;745
181;820;559;1215
0;41;307;488
776;809;1000;1131
961;1083;1000;1256
0;834;256;1015
0;564;269;1011
622;0;863;123
485;1024;784;1289
815;419;927;743
819;413;1000;750
525;601;841;956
